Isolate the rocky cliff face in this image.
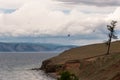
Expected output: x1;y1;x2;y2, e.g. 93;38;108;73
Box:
41;53;120;80
40;41;120;80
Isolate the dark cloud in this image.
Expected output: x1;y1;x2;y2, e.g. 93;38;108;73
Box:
57;0;120;6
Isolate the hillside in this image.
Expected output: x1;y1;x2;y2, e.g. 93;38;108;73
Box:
40;41;120;80
42;41;120;64
0;42;75;52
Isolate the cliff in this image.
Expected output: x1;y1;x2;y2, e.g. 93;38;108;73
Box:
40;41;120;80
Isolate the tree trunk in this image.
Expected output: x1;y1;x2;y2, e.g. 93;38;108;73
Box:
106;32;113;55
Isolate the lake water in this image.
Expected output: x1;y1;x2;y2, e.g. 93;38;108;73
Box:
0;52;58;80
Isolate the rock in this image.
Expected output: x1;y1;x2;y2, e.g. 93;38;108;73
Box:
31;68;41;71
40;60;61;73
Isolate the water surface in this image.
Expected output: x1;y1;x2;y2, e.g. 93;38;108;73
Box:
0;52;58;80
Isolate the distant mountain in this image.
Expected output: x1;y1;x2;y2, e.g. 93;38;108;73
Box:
0;42;76;52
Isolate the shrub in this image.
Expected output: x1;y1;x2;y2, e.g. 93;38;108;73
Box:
58;71;79;80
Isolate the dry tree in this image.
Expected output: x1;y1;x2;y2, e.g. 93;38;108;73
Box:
106;20;118;55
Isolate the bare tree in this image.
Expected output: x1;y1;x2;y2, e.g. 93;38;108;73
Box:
106;20;117;55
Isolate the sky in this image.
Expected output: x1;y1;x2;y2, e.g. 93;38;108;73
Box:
0;0;120;45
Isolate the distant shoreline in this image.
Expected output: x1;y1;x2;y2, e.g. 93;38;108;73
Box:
0;51;61;54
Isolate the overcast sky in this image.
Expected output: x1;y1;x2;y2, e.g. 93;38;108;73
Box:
0;0;120;45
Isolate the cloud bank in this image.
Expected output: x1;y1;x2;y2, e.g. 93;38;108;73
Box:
0;0;119;45
0;0;117;36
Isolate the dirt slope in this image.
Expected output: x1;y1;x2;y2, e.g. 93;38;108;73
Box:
40;41;120;80
47;41;120;64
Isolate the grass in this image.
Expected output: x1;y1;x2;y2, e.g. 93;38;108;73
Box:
42;41;120;80
49;41;120;64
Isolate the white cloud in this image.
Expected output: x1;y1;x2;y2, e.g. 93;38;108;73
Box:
0;0;28;9
107;7;120;21
0;0;119;45
0;0;109;37
107;7;120;31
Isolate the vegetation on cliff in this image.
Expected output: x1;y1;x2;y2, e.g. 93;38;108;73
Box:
106;20;117;55
40;41;120;80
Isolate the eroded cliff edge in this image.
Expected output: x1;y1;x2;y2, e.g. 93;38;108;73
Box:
40;41;120;80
